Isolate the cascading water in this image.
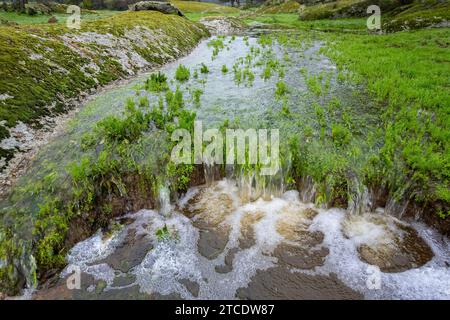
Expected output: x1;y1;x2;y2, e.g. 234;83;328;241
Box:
35;177;449;300
157;185;172;218
4;31;447;300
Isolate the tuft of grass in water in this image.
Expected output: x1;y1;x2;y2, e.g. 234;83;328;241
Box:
145;72;169;92
191;88;203;107
221;64;228;74
208;38;225;59
275;80;289;98
175;65;190;82
155;224;178;241
306;74;322;96
200;63;209;74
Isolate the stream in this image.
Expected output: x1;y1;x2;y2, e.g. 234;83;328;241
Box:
5;31;449;299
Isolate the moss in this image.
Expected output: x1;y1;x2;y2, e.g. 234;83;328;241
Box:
0;10;209;169
384;0;450;32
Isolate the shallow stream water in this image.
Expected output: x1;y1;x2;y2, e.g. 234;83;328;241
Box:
3;32;448;300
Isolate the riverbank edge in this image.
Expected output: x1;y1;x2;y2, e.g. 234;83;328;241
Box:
0;11;209;182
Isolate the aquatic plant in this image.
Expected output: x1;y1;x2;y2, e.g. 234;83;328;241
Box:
221;64;228;74
200;63;209;74
175;65;190;82
145;72;169;92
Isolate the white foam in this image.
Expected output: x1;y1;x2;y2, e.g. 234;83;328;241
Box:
58;179;450;300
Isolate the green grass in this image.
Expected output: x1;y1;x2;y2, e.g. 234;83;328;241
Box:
171;0;240;14
321;28;450;212
384;0;450;32
0;10;119;25
244;13;367;31
175;64;191;81
255;0;300;14
297;0;364;20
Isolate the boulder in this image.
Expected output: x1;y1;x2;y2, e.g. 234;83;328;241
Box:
199;16;246;35
128;1;184;17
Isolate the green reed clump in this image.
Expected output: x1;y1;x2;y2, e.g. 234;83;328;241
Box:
275;81;289;98
145;72;169;92
200;63;209;74
221;64;228;74
175;65;190;82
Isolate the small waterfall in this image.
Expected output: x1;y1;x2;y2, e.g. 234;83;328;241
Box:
347;178;372;215
203;163;217;186
298;176;317;203
157;185;172;217
385;197;409;219
233;165;286;203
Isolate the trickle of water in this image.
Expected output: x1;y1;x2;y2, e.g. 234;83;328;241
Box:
347;178;372;216
157;185;172;217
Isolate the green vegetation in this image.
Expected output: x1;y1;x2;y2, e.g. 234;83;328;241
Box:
145;72;169;93
1;0;449;296
221;64;229;74
175;65;191;82
321;28;450;214
0;10;119;25
254;0;300;14
244;13;367;32
0;10;208;167
200;63;209;74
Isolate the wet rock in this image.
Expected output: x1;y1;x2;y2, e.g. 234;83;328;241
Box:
197;227;230;260
98;228;154;273
357;225;434;273
239;212;264;249
236;266;363;300
274;243;329;270
182;182;237;259
112;274;136;287
215;247;239;274
343;213;434;273
276;206;322;247
179;278;200;297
